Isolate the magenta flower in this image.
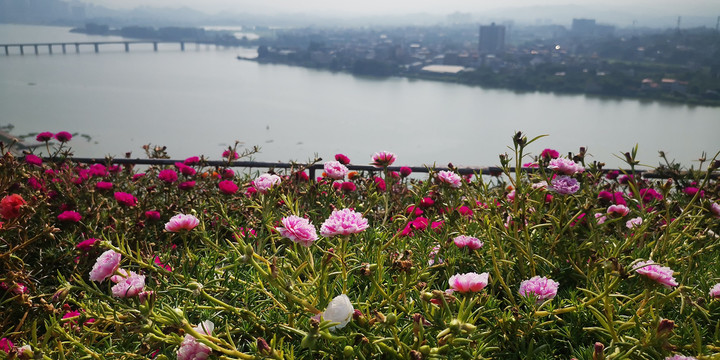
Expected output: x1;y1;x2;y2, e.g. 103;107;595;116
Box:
594;213;607;225
324;161;349;180
111;271;145;298
253;173;281;194
340;181;356;192
633;260;678;288
89;250;121;282
132;173;146;181
400;166;412;177
76;238;99;252
57;210;82;222
448;272;490;293
114;192;138;207
175;162;196;176
374;177;386;191
96;181;113;191
277;215;318;247
184;156;200;165
36;131;54;142
550;175;580;195
54;131;72;142
178;181;196;190
437;170;461;188
165;214;200;232
0;338;14;353
177;321;214;360
154;256;172;272
453;235;484;250
218;180;239;194
158;169;178;183
607;204;630;217
548;158;584;175
222;150;239;160
639;188;663;203
335;153;351;165
145;210;161;221
371;151;396;167
25;154;42;166
709;283;720;298
540;148;560;160
519;276;559;302
664;356;697;360
320;208;369;237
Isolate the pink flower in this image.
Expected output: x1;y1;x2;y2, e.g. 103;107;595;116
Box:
683;187;705;197
437;170;461;188
519;276;559;302
639;188;663;203
165;214;200;232
76;238;99;252
448;272;490;293
324;161;349;180
320;208;369;237
548;158;584;175
96;181;113;191
595;213;607;224
222;150;239;160
57;210;82;222
111;271;145;298
550;175;580;195
711;203;720;218
36;131;54;142
114;192;138;207
453;235;483;250
709;283;720;298
132;173;146;181
175;162;196;176
25;154;42;166
218;180;239;194
54;131;72;142
177;321;214;360
158;169;178;183
420;197;434;208
277;215;318;247
507;190;516;202
89;250;121;282
371;151;396;167
664;356;697;360
334;153;351;165
253;173;282;194
428;245;442;265
607;204;630;217
340;181;356;192
633;260;678;288
400;166;412;177
626;217;643;229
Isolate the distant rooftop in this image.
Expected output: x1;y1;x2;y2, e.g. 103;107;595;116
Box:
421;65;466;74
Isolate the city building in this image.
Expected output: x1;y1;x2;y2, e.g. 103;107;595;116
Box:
478;23;505;55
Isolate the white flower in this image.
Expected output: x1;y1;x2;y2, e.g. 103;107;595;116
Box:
322;294;354;331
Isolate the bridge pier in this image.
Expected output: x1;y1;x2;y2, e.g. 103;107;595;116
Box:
19;45;24;55
124;42;129;52
75;43;80;53
94;43;99;53
153;42;158;51
34;44;38;55
62;44;66;54
48;44;52;54
4;46;7;56
180;41;185;51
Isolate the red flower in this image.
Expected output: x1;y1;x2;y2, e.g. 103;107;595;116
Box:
145;210;161;221
25;154;43;166
158;169;178;183
341;181;356;192
184;156;200;165
96;181;113;191
36;131;54;142
178;181;196;190
335;153;351;165
373;177;386;191
400;166;412;177
0;194;26;219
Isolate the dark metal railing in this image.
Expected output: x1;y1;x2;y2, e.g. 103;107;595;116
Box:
36;157;717;180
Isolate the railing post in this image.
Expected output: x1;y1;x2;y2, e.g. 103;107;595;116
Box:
180;41;185;51
62;44;66;54
48;44;52;54
153;42;158;51
19;45;24;55
4;45;8;56
34;44;38;55
124;42;129;52
94;43;99;53
75;43;80;53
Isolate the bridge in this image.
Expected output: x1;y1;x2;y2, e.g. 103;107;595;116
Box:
0;40;225;56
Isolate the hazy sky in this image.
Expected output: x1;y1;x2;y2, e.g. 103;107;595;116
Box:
85;0;720;16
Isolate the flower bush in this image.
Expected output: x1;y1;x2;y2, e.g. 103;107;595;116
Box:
1;132;720;359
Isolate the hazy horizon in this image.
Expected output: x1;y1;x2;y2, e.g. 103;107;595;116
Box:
83;0;720;17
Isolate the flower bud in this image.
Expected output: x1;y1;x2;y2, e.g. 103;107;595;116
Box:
257;337;272;356
419;345;431;356
409;349;423;360
385;313;397;326
592;342;605;360
343;345;354;358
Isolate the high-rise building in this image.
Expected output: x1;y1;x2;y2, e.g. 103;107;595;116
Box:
478;23;505;54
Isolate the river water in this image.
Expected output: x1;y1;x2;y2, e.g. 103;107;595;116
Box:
1;24;718;169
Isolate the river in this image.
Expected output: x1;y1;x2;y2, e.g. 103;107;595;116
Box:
1;24;718;169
